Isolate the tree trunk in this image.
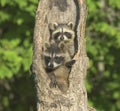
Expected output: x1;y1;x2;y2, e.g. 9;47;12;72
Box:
32;0;96;111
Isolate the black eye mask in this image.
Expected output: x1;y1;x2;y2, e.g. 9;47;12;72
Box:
64;32;72;39
44;56;51;61
54;56;64;64
53;32;61;40
44;56;51;65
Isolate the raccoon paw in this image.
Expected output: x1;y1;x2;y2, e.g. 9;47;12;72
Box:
65;60;76;68
49;80;57;88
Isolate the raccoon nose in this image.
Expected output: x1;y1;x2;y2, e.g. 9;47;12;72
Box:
49;64;54;69
60;36;64;40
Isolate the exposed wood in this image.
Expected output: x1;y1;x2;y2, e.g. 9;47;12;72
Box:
32;0;96;111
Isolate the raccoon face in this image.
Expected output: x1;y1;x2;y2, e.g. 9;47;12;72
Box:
44;55;64;70
43;43;65;70
49;22;75;42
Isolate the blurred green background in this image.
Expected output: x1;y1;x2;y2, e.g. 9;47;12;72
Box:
0;0;120;111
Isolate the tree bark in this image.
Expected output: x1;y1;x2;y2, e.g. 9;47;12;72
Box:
32;0;96;111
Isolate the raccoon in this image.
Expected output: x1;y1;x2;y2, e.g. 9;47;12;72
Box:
42;42;75;92
49;22;75;58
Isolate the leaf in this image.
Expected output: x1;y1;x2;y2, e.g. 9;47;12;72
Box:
113;92;120;99
0;65;13;79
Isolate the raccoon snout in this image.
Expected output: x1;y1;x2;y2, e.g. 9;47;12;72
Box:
60;36;64;40
48;63;54;69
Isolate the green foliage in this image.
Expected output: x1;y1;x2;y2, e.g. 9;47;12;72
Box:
0;0;37;79
0;0;37;111
0;0;120;111
86;0;120;111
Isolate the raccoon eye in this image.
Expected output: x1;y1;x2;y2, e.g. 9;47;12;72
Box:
53;32;61;40
55;57;64;63
64;32;72;39
55;57;59;60
44;56;51;62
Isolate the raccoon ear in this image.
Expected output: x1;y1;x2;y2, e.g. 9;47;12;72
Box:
53;22;58;30
67;22;74;30
49;22;58;30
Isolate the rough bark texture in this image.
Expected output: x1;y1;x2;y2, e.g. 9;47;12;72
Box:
32;0;96;111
